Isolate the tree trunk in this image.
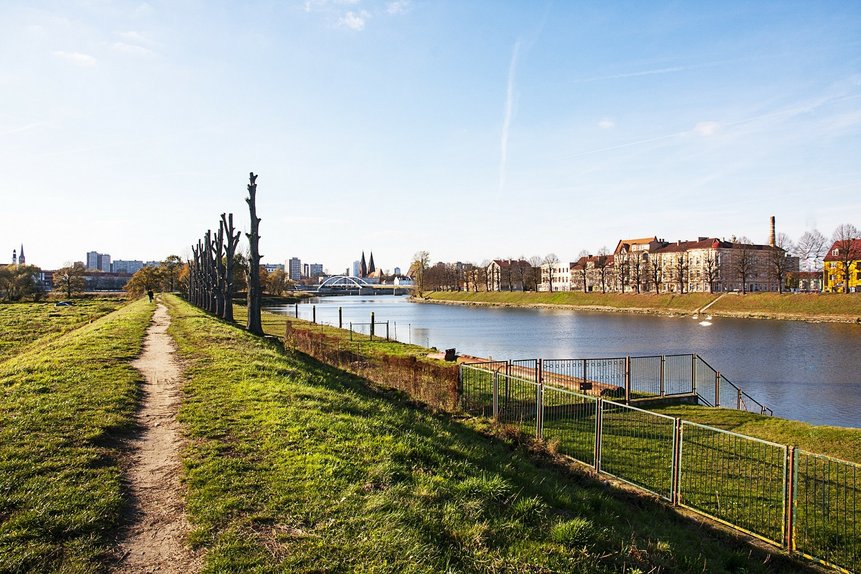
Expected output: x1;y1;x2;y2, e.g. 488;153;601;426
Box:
221;213;240;322
245;173;264;335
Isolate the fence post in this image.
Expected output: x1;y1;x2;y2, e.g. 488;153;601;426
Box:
349;322;353;341
594;398;603;473
538;358;543;385
312;305;316;324
737;388;742;410
624;355;631;403
386;321;390;341
536;382;543;440
672;418;683;506
338;307;343;329
715;371;721;407
660;355;665;396
492;371;499;420
370;312;375;340
785;446;797;553
294;303;298;318
691;354;697;395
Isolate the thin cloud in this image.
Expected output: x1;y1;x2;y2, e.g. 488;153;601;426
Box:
387;0;409;14
338;10;370;30
52;51;97;67
598;119;615;129
499;41;521;191
112;42;153;56
0;122;51;137
694;121;720;136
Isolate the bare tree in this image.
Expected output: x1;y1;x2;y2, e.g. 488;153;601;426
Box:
674;252;688;293
796;229;828;272
595;247;611;294
769;233;794;294
575;250;590;293
630;254;642;294
542;253;559;292
648;253;662;294
245;172;263;335
704;251;719;293
526;256;542;291
830;223;860;293
616;252;629;293
734;236;754;294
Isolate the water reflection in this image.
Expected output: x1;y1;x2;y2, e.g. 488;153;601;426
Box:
268;296;861;429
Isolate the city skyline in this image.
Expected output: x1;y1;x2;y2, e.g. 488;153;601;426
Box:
2;1;860;271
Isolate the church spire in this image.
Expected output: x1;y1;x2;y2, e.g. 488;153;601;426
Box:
18;244;25;266
368;251;375;274
12;249;17;266
360;251;367;277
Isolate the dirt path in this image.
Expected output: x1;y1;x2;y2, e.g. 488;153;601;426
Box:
116;301;200;573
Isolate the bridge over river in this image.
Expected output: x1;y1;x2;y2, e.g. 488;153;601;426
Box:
310;275;410;296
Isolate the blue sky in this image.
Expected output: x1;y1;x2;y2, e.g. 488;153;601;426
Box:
1;1;860;273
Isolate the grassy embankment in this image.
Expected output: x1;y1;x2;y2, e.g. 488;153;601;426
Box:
168;295;807;572
422;291;861;322
0;298;153;572
0;298;127;362
252;304;861;462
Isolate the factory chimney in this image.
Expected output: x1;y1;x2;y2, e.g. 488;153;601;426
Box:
768;216;776;247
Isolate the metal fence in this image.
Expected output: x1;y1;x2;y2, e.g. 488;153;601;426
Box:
459;360;858;573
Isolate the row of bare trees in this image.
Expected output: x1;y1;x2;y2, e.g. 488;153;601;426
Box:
186;173;263;334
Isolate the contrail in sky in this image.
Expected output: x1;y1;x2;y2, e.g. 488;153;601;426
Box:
499;41;521;192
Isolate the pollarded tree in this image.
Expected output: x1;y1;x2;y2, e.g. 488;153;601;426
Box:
704;251;719;294
53;263;87;299
674;252;688;293
594;247;611;294
245;172;263;335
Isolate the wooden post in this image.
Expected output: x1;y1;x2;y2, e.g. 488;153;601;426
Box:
294;304;298;318
338;307;343;329
370;312;375;340
737;388;742;410
312;305;316;324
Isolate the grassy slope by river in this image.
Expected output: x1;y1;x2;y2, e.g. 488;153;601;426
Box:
168;295;807;573
0;299;152;572
421;291;861;323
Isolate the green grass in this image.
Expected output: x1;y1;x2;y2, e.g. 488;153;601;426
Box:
0;299;127;363
0;298;153;572
167;295;807;573
649;405;861;463
423;291;861;321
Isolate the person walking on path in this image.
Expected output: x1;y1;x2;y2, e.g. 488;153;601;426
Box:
147;290;154;303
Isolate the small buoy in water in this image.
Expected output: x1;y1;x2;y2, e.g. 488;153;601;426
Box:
698;320;712;326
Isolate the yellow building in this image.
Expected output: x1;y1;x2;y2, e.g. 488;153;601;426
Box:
823;239;861;293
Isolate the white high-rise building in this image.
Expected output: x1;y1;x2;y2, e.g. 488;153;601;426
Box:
86;251;111;272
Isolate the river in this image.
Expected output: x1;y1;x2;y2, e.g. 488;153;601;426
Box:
268;295;861;429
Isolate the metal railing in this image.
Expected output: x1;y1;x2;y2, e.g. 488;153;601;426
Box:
458;361;858;573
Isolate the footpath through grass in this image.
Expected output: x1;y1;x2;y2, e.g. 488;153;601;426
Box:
423;291;861;322
0;298;127;363
167;295;807;573
0;298;153;572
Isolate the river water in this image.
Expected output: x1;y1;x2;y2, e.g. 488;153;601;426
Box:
268;295;861;429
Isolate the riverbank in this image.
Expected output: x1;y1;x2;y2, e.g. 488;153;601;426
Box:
419;291;861;324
